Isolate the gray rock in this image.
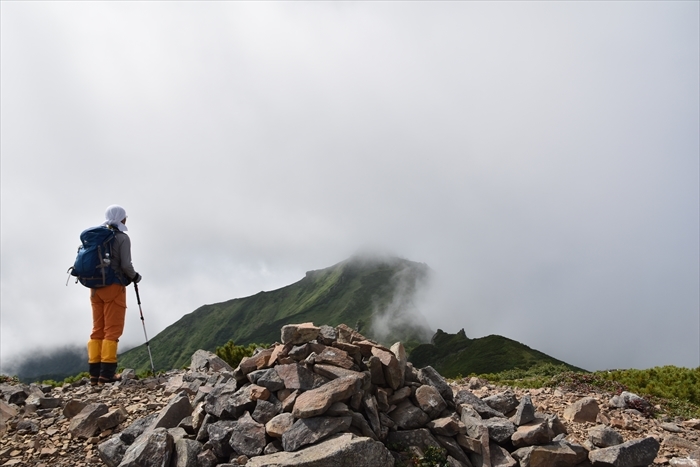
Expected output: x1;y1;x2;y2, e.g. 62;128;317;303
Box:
418;366;454;405
386;428;442;451
252;398;281;424
563;397;599;423
206;420;237;459
362;392;382;438
512;440;588;467
69;402;109;439
281;323;320;345
203;379;240;418
545;413;568;437
313;363;365;381
266;412;295;438
171;438;202;467
63;399;88;419
98;435;128;467
39;396;62;409
661;422;683;433
461;413;488;440
0;385;28;405
275;363;328;390
427;416;465;437
120;414;159;445
415;384;448;419
264;439;284;454
483;417;516;444
190;349;233;372
118;427;173;467
588;424;624;448
351;411;379;440
150;393;192;430
214;384;268;420
390;342;408;389
389;399;431;430
317;325;338;345
16;419;39;433
120;369;136;380
455;389;504;419
436;434;473;465
511;418;556;448
512;394;536;426
489;442;518;467
229;412;266;457
248;432;395;467
371;347;402;390
281;416;352;452
97;407;129;431
292;374;363;418
588;437;660;467
196;449;218;467
483;390;519;415
248;368;286;392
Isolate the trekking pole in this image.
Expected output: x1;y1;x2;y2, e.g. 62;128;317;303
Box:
134;283;157;377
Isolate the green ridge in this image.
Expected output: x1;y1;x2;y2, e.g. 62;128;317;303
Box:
119;255;433;372
409;328;585;377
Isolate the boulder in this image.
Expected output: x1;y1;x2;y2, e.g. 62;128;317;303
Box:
190;349;233;372
281;416;352;452
281;323;320;345
69;402;109;439
247;433;394;467
415;384;448;419
563;397;600;423
483;390;519;415
292;374;363;418
512;440;588;467
512;394;536;426
118;427;173;467
588;424;624;448
588;437;660;467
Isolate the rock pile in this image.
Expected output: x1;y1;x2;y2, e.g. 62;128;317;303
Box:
1;322;699;467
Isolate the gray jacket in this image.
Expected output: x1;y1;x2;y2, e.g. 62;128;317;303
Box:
109;229;137;282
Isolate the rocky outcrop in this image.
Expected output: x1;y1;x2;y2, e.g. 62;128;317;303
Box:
0;322;698;467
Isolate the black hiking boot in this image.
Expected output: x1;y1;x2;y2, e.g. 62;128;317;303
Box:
89;363;101;386
98;363;122;386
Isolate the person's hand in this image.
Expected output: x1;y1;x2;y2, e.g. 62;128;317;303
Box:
133;273;142;284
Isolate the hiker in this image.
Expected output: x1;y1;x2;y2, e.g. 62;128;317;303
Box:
87;204;142;386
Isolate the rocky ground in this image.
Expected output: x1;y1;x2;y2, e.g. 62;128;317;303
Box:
1;324;698;467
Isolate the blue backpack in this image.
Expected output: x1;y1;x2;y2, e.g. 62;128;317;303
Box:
68;226;124;288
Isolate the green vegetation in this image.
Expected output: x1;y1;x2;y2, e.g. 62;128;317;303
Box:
413;446;448;467
391;444;448;467
216;341;270;368
470;364;700;419
409;329;584;378
120;256;433;373
476;362;580;388
38;372;90;388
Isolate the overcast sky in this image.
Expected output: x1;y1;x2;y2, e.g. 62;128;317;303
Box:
1;2;698;374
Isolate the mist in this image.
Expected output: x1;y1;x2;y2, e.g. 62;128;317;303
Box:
1;2;698;374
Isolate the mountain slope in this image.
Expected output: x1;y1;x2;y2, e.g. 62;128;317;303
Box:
409;328;586;377
119;255;434;372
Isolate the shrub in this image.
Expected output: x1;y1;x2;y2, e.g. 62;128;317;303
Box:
216;341;270;368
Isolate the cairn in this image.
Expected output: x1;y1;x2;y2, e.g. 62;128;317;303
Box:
1;322;686;467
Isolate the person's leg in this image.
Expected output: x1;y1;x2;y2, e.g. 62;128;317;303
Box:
98;284;127;384
88;289;106;386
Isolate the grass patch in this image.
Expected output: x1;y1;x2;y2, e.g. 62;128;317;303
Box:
468;363;700;419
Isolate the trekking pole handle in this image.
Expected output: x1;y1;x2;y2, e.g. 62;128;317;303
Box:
134;282;142;305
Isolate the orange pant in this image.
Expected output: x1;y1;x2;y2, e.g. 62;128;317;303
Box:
90;284;127;342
